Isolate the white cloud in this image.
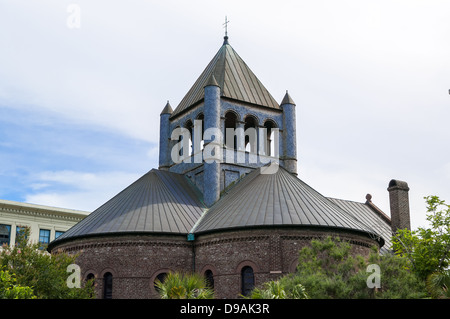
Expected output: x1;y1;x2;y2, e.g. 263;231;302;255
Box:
444;163;450;180
25;170;142;212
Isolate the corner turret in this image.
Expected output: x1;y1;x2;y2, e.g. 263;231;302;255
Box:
281;91;297;175
203;75;221;207
159;101;173;170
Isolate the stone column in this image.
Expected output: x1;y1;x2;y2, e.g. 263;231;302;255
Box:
281;91;297;175
203;75;221;207
159;101;173;170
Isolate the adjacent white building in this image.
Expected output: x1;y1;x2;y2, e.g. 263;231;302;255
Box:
0;199;89;248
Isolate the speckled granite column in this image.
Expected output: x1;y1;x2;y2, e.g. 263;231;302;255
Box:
159;101;173;170
281;92;297;175
203;75;221;207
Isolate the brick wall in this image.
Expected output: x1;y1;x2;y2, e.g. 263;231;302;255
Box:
55;234;192;299
388;179;411;232
54;227;380;299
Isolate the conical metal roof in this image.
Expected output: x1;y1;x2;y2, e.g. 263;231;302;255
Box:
49;166;385;249
171;37;280;118
49;170;206;247
160;101;173;115
191;164;384;246
281;91;296;106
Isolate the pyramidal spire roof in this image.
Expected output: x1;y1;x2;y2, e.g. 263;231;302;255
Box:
171;36;280;118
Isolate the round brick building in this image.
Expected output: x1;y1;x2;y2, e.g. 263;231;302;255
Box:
48;35;389;299
49;167;385;299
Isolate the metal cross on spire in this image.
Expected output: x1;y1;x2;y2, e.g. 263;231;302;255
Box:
223;16;230;37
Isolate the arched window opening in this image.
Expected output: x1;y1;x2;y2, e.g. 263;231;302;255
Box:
103;272;113;299
244;116;257;153
86;273;95;283
185;119;193;156
86;273;96;298
204;270;214;291
264;120;277;157
241;266;254;297
196;113;205;150
171;125;191;163
171;125;182;162
154;272;168;292
224;111;238;150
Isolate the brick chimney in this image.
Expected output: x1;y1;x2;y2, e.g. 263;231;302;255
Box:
387;179;411;233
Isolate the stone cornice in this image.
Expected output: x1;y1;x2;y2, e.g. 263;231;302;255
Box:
0;199;89;222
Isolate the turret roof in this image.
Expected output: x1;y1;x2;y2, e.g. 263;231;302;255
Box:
160;101;173;115
281;91;296;106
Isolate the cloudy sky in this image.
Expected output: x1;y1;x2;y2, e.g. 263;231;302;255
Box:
1;0;449;230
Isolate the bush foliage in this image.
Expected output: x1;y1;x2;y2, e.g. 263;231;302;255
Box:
0;226;94;299
249;236;426;299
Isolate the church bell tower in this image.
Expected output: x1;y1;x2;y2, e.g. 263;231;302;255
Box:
159;35;297;207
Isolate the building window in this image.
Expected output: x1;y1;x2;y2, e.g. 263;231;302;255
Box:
244;115;258;153
86;273;96;298
196;113;205;150
224;111;238;150
39;229;51;248
86;273;95;284
16;226;26;237
55;231;64;239
0;224;11;246
154;272;168;293
263;120;277;157
103;272;113;299
204;270;214;291
241;266;255;297
16;226;28;246
185;119;194;156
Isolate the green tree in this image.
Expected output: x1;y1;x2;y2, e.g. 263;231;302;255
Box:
0;267;35;299
0;226;94;299
392;195;450;280
426;270;450;299
155;272;214;299
247;277;308;299
250;236;426;299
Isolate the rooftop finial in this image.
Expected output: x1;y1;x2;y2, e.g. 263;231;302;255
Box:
223;16;230;44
